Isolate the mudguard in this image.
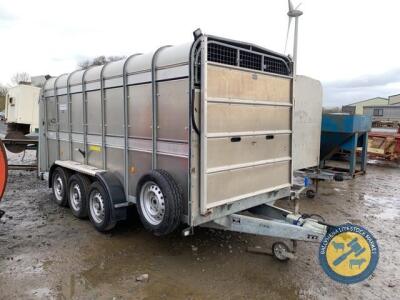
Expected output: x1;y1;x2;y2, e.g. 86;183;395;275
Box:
95;171;128;222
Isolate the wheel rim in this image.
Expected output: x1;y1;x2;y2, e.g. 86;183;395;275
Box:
273;243;289;260
69;182;82;211
140;181;165;225
89;190;105;224
53;174;64;201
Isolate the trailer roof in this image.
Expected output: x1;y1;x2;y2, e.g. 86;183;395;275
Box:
44;34;291;90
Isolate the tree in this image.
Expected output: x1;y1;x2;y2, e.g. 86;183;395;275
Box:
0;84;8;97
11;72;31;86
78;55;126;70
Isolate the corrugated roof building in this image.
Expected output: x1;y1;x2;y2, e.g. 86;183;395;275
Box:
342;97;388;115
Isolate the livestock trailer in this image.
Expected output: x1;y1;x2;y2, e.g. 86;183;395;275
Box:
39;33;326;260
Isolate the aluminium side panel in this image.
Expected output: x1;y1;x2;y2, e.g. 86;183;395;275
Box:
87;90;102;135
71;93;83;133
58;95;69;132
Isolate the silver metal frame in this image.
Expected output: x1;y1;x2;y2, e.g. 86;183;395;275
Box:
100;62;111;169
188;36;203;226
202;204;326;243
67;70;80;161
42;89;49;170
54;75;66;161
82;67;94;165
151;45;171;169
199;36;208;215
123;53;142;201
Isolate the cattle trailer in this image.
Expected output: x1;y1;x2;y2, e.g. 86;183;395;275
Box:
39;33;326;259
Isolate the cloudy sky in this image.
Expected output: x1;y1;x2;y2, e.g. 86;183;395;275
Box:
0;0;399;106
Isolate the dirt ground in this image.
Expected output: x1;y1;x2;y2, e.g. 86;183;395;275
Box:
0;149;399;299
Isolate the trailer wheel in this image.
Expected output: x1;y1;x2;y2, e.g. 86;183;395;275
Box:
137;170;182;236
68;174;91;219
88;181;116;232
272;242;290;262
305;189;316;199
51;167;70;207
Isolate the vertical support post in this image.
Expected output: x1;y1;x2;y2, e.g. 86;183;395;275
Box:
261;55;265;72
42;88;49;170
293;17;299;76
53;76;63;161
361;132;368;173
200;36;208;215
349;132;359;176
289;62;294;188
82;68;91;165
151;45;171;170
67;71;77;161
188;37;202;226
123;54;141;201
100;63;109;169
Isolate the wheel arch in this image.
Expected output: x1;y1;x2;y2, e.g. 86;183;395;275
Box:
48;164;56;188
94;171;128;222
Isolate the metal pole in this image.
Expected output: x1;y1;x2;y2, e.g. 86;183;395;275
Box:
53;75;66;161
293;17;299;76
123;54;141;201
100;63;110;169
42;88;49;170
82;68;93;165
67;70;79;161
200;36;208;215
151;45;171;170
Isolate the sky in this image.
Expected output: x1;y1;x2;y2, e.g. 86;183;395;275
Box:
0;0;399;107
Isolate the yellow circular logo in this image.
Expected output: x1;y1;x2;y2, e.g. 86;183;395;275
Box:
319;224;379;284
326;232;371;277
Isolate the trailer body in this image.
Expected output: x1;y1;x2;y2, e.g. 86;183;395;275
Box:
39;34;327;251
39;35;294;226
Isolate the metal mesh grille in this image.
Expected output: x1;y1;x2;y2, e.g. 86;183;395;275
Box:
207;42;290;76
240;50;262;70
207;43;237;66
264;57;288;75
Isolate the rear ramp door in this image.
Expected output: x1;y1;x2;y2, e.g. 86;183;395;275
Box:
200;48;293;214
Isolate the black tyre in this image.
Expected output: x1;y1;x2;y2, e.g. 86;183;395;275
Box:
306;189;316;199
88;181;116;232
51;167;71;207
68;174;91;219
137;170;183;236
272;242;290;262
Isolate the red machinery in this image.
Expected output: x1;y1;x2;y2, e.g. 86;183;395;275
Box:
0;139;7;199
0;139;7;218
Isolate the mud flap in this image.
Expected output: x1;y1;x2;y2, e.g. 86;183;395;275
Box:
95;171;128;222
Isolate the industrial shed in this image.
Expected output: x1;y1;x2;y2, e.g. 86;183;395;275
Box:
363;105;400;123
389;94;400;105
342;97;388;115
